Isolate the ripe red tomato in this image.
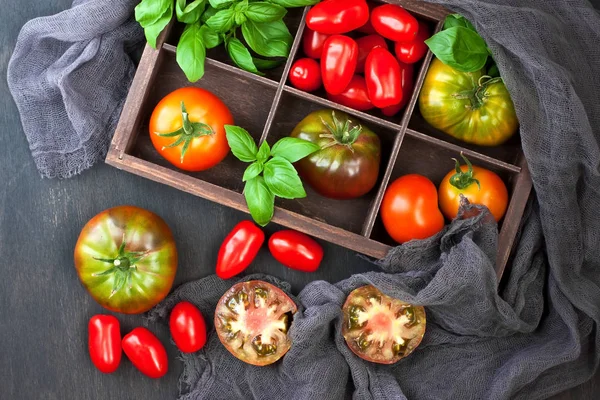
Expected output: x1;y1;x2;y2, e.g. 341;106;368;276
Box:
216;220;265;280
214;280;297;366
321;35;358;95
327;75;374;111
381;174;445;244
438;155;509;221
289;58;322;92
88;315;121;374
169;301;207;353
342;285;426;364
394;21;430;64
268;230;324;272
149;87;233;172
371;4;419;42
381;61;414;116
365;48;403;108
302;27;329;59
306;0;369;35
355;34;388;74
122;327;168;379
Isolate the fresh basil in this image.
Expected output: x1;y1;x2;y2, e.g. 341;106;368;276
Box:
224;125;258;162
266;0;319;7
425;26;488;72
243;162;264;182
176;22;206;82
246;2;287;23
205;8;235;32
244;176;275;227
252;57;284;70
226;38;262;75
201;5;218;22
200;24;222;48
138;1;174;49
241;19;292;58
263;157;306;199
209;0;234;9
443;14;476;31
256;141;271;163
135;0;171;26
234;11;248;25
176;0;206;24
270;137;320;163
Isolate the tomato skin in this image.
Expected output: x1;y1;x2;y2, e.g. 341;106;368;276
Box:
122;327;168;379
321;35;358;95
381;61;414;116
268;231;324;272
88;315;121;374
74;206;178;314
371;4;419;42
439;164;509;222
149;87;233;172
418;58;519;146
365;48;403;108
289;58;322;92
302;28;329;59
216;220;265;280
381;174;445;244
394;21;430;64
355;35;388;74
326;75;374;111
169;302;207;353
306;0;369;35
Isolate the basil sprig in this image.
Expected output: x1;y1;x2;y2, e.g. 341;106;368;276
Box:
135;0;318;82
224;126;320;226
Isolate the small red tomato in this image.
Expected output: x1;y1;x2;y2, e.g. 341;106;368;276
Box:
321;35;358;95
289;58;322;92
327;75;374;111
381;61;414;116
216;220;265;280
355;35;388;74
302;28;329;59
88;315;121;374
268;230;324;272
371;4;419;42
306;0;369;35
365;48;403;108
170;301;207;353
395;21;430;64
122;327;168;379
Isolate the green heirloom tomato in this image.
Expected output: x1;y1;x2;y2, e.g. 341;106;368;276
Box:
74;206;177;314
290;109;381;199
418;57;519;146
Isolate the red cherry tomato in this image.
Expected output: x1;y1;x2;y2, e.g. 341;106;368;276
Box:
88;315;121;374
371;4;419;42
169;301;207;353
302;28;329;59
122;327;168;379
268;230;324;272
357;2;378;34
395;21;430;64
321;35;358;95
355;35;388;74
306;0;369;35
381;61;414;116
289;58;322;92
365;47;403;108
216;220;265;279
327;75;374;111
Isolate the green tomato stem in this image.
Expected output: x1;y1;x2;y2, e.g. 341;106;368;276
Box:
449;152;481;190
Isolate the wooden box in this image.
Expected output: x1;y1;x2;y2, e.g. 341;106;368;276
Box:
106;0;532;281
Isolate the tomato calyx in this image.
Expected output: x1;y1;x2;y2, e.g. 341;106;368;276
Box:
154;101;215;163
319;111;362;151
453;75;503;110
449;153;481;190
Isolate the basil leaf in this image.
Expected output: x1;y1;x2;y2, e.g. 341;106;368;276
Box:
263;157;306;199
252;57;284;70
176;22;206;82
135;0;171;27
143;2;174;49
244;176;275;226
176;0;206;24
242;19;293;58
270;137;320;163
225;125;259;162
235;11;248;25
243;162;263;182
206;8;235;33
246;2;287;23
209;0;234;8
201;5;218;22
425;26;488;72
200;25;222;48
266;0;319;7
226;38;263;75
256;141;271;163
443;14;476;31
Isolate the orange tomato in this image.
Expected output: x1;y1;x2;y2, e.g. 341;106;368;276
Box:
381;174;445;244
438;154;508;222
149;87;233;172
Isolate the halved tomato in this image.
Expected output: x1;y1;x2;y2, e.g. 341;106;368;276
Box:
342;285;426;364
214;281;297;366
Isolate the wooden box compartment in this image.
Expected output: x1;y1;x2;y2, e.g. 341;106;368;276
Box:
106;0;532;281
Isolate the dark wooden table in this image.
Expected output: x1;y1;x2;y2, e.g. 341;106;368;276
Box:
1;1;598;399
